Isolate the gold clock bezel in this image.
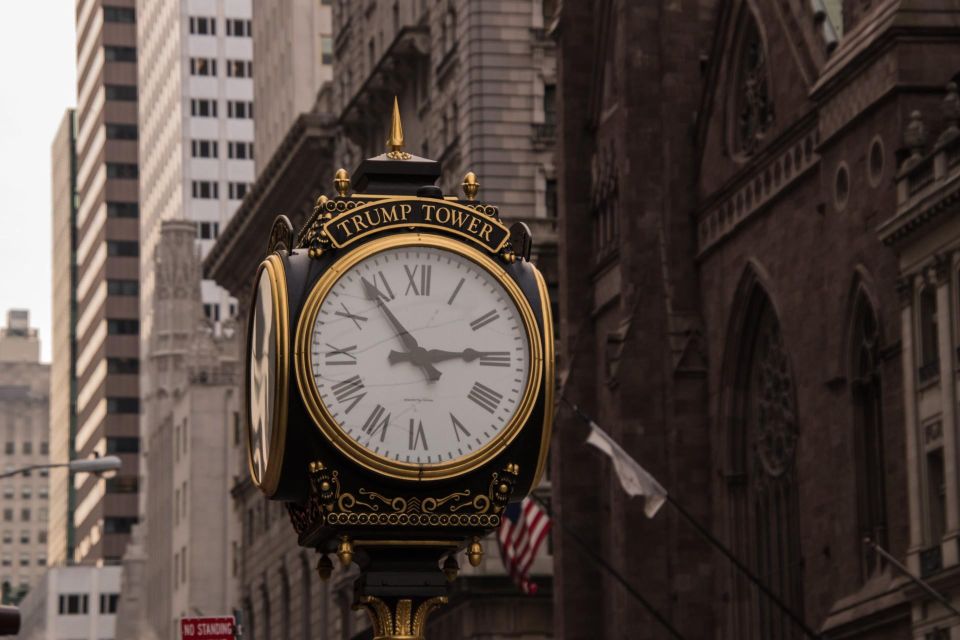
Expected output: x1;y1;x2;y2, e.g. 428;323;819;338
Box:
294;234;544;481
245;253;290;496
531;265;555;488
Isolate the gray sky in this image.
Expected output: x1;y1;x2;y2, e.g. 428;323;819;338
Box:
0;1;77;362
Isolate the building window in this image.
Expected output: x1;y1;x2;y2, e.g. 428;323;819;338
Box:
107;319;139;335
20;509;29;523
919;285;939;382
228;182;250;200
191;139;219;158
190;99;218;117
1;487;10;499
103;46;136;62
39;486;48;499
38;530;46;544
21;442;31;455
107;279;139;296
106;397;140;414
105;476;139;493
106;163;138;179
105;124;138;140
3;443;12;455
100;593;120;614
103;6;135;23
103;517;137;534
1;553;9;567
107;201;138;218
227;101;253;119
228;141;254;160
2;510;11;524
198;222;220;241
107;357;139;374
321;35;333;65
18;554;28;567
203;303;221;322
726;282;802;637
927;444;947;545
190;57;217;76
106;241;139;257
192;181;219;199
1;532;9;545
731;11;773;156
189;16;216;35
20;487;30;500
226;18;251;36
226;60;253;78
104;84;137;101
18;531;28;544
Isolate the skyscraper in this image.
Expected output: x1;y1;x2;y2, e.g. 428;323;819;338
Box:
72;0;142;565
49;109;78;567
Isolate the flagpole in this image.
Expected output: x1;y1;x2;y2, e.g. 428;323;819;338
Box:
526;494;688;640
864;537;960;619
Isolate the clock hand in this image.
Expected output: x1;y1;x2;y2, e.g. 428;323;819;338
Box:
388;348;488;364
361;278;442;381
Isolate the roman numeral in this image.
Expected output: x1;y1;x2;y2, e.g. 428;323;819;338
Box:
324;343;357;366
467;382;503;414
470;310;500;331
334;303;368;330
479;351;510;367
404;264;432;296
447;277;465;305
450;413;471;442
408;419;428;450
361;404;390;442
360;273;395;301
330;375;366;414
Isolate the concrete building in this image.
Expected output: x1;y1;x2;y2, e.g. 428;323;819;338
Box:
49;109;79;569
552;1;960;639
204;2;557;638
72;0;142;565
879;83;960;639
0;311;50;601
115;221;242;640
17;565;122;640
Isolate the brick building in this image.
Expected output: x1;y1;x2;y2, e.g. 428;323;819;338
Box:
554;1;960;639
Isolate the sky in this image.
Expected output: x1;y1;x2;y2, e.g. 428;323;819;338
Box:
0;1;77;363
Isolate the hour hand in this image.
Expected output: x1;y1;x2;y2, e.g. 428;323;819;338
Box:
388;348;486;364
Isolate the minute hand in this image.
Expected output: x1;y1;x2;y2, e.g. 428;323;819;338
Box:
361;278;441;381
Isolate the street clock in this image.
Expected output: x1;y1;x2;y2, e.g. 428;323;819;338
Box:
244;100;554;639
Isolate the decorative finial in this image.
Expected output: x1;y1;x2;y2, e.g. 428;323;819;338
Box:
467;537;483;567
904;110;928;156
334;168;350;197
461;172;479;200
386;96;412;160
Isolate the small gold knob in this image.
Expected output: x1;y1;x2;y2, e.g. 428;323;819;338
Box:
314;194;328;209
467;537;483;567
443;556;459;582
336;535;353;566
334;168;350;197
462;172;479;201
316;554;333;580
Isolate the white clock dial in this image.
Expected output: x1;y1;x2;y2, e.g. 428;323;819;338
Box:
308;244;532;467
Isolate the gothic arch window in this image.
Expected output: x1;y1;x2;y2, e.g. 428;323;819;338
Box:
849;291;887;578
729;8;774;157
725;282;802;639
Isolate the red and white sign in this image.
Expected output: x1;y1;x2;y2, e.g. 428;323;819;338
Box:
181;616;236;640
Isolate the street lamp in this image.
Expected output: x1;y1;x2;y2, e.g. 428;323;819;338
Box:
0;455;122;480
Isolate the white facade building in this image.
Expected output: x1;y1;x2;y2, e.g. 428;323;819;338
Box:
17;565;121;640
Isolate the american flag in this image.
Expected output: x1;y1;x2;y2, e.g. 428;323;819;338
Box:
497;497;551;594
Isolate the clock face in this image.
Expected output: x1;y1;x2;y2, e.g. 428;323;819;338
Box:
246;255;288;493
300;238;539;477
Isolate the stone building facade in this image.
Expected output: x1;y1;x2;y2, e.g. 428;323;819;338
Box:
553;1;960;639
0;311;51;601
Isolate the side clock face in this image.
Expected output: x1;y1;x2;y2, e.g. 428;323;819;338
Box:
246;255;289;494
296;236;542;480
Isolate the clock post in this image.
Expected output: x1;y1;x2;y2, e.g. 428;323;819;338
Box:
244;99;554;639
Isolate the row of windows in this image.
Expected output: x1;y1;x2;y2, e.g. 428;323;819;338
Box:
188;16;251;37
106;437;139;454
106;163;138;179
191;180;251;200
2;508;46;523
0;530;46;545
106;397;139;414
107;357;139;374
104;516;137;534
57;593;116;615
107;201;138;218
105;123;137;140
107;319;138;335
189;58;252;78
2;553;46;568
104;45;136;62
107;279;138;296
1;486;48;500
229;141;254;160
105;84;137;102
106;476;138;494
190;139;254;160
189;99;253;119
2;442;48;455
107;241;138;257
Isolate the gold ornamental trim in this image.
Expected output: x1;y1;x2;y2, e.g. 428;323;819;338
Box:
531;265;555;488
245;253;290;496
293;234;543;481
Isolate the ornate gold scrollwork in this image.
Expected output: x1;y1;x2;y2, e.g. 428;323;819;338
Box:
354;595;448;640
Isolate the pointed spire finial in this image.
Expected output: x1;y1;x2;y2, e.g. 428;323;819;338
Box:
386;96;412;160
